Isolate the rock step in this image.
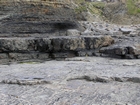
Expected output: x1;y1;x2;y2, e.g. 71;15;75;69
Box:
100;41;140;59
0;35;114;63
0;36;113;52
1;35;140;63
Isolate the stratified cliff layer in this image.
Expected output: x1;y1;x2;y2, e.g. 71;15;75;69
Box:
0;0;83;34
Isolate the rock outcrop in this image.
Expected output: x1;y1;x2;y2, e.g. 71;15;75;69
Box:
0;0;140;64
0;0;83;34
80;21;140;59
0;1;140;105
0;35;114;63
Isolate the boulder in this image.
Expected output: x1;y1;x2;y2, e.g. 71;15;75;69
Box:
128;45;140;55
119;28;134;34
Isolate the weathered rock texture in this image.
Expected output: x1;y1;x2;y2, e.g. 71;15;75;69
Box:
0;57;140;105
0;0;85;63
0;35;114;63
0;0;83;35
0;1;140;63
80;21;140;59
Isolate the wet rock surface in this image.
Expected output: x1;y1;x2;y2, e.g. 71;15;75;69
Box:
0;57;140;105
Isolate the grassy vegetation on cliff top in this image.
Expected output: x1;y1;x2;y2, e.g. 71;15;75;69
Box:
74;0;105;15
0;0;140;22
75;0;140;15
126;0;140;15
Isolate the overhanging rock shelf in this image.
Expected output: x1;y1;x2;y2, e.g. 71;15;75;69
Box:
0;35;114;63
1;33;140;64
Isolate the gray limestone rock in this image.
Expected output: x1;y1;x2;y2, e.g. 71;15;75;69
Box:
0;35;114;63
66;29;80;36
99;36;140;59
0;57;140;105
128;45;140;55
8;53;49;61
0;38;37;52
119;28;134;34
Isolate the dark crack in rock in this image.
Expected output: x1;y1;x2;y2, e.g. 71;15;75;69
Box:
1;78;51;85
67;75;140;83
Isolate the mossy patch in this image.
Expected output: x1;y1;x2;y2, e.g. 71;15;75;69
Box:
75;5;87;13
74;1;105;15
126;0;140;15
87;2;105;15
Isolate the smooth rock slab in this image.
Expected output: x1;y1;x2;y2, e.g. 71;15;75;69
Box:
119;28;134;34
0;57;140;105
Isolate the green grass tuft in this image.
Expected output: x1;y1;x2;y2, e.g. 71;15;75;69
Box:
75;5;87;13
126;0;140;15
74;1;105;15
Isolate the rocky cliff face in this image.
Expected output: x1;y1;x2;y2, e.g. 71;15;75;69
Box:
0;2;140;104
0;0;84;34
1;0;140;25
73;0;140;25
102;1;140;24
0;0;140;64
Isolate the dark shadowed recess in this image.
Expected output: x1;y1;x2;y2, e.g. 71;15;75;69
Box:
0;21;78;34
0;1;83;35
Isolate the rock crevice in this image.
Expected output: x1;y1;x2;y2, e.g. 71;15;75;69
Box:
67;75;140;83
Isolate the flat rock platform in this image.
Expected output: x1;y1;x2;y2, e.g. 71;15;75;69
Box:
0;57;140;105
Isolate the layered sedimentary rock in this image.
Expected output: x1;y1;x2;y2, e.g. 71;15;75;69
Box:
0;1;140;64
0;0;83;35
80;21;140;59
0;35;114;63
